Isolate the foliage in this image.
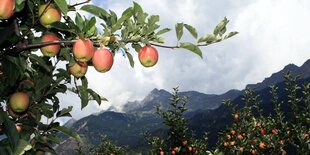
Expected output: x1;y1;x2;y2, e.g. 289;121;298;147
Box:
217;72;310;154
146;87;209;155
89;135;129;155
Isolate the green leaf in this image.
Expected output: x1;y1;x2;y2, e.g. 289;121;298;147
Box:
54;0;68;15
133;2;143;14
112;7;133;32
175;23;184;41
83;17;96;33
213;17;229;36
87;89;104;105
156;28;171;36
180;42;203;58
56;106;73;118
126;52;134;68
225;31;239;39
50;22;74;33
80;5;109;20
13;139;32;155
184;24;198;39
198;34;216;43
51;126;82;143
1;57;22;86
1;111;19;149
75;12;84;32
131;43;141;53
15;0;26;12
79;86;89;109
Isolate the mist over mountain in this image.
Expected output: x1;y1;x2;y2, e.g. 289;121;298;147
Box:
56;59;310;154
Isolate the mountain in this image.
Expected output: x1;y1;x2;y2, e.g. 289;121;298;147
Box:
56;59;310;154
246;60;310;91
123;88;242;114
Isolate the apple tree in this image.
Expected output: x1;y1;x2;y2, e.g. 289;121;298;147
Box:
0;0;237;154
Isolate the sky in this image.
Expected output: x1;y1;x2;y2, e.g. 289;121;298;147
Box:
59;0;310;121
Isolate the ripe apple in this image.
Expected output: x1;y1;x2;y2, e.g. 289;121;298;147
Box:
92;48;114;73
40;34;61;57
9;92;30;113
171;150;176;155
223;142;229;147
231;130;236;135
38;4;61;28
237;134;243;139
159;151;164;155
138;45;158;67
259;142;266;149
69;61;88;78
73;38;94;62
233;113;239;121
271;129;278;134
0;0;14;19
260;128;266;135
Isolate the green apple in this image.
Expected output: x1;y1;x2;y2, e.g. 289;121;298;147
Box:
9;92;30;113
38;4;61;28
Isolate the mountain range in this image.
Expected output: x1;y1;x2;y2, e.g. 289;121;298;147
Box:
56;59;310;154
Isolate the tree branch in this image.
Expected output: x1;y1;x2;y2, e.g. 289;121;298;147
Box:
69;0;91;8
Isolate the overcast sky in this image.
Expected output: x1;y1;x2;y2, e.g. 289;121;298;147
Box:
60;0;310;121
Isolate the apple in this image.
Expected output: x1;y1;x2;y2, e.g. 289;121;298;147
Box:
69;61;88;78
223;142;229;147
38;4;61;28
159;151;164;155
0;0;14;19
231;130;236;135
138;45;158;67
92;48;114;73
259;141;266;149
73;38;94;62
233;113;239;121
40;34;61;57
260;128;266;135
237;134;243;139
271;129;278;134
9;92;30;113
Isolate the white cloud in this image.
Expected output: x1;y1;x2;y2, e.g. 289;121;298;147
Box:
58;0;310;119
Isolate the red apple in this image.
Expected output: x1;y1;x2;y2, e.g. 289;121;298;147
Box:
138;45;158;67
272;129;278;134
40;34;61;57
92;48;114;73
38;4;61;28
73;38;94;62
260;128;266;135
69;61;88;78
0;0;14;19
9;92;30;113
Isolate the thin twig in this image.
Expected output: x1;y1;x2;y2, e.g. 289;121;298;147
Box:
69;0;91;8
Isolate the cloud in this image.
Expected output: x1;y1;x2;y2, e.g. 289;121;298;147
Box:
58;0;310;119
